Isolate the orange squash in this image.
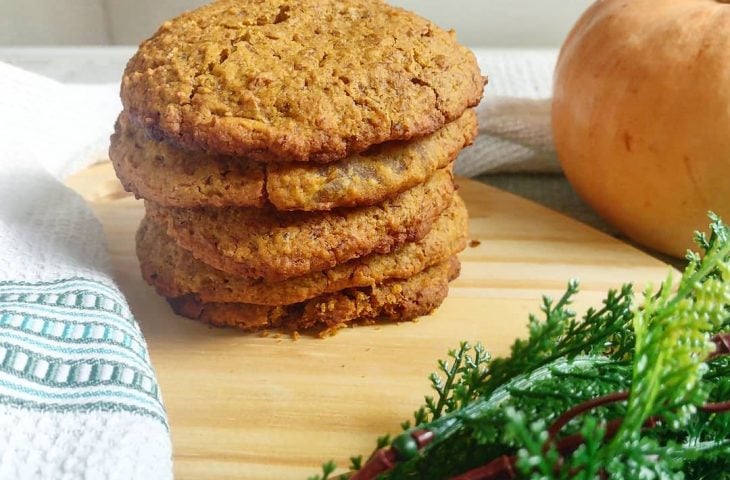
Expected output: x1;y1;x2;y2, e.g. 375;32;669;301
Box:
552;0;730;258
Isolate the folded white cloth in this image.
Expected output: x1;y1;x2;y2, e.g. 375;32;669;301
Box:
0;47;557;479
455;49;559;176
0;63;171;480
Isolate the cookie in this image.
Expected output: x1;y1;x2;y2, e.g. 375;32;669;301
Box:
146;167;455;281
111;112;266;208
121;0;485;162
166;257;460;333
111;109;477;210
137;194;468;305
267;111;474;210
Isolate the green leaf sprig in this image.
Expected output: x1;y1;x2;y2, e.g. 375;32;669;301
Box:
311;214;730;480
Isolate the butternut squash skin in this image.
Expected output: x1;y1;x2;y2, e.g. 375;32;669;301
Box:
553;0;730;257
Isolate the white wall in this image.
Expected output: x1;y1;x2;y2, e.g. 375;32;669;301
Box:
0;0;110;45
389;0;593;47
0;0;594;46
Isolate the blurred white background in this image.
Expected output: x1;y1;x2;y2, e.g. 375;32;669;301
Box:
0;0;593;46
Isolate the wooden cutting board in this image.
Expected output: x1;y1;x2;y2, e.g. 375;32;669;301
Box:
66;162;673;479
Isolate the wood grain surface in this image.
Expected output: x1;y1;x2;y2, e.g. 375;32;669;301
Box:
66;162;673;479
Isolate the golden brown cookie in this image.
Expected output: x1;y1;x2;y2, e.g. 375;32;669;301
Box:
121;0;485;162
111;112;266;208
146;167;455;281
111;110;477;210
137;194;468;305
266;112;474;210
166;257;460;333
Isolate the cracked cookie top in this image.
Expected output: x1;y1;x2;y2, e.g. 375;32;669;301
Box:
120;0;485;163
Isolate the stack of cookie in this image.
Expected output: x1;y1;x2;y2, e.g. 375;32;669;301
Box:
110;0;484;334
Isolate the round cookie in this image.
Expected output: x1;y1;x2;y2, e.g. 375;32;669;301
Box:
167;257;461;333
146;167;455;281
266;111;474;210
137;194;468;305
111;109;477;210
111;112;266;208
121;0;485;162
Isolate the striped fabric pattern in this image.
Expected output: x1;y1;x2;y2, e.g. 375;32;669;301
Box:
0;60;171;479
0;277;166;428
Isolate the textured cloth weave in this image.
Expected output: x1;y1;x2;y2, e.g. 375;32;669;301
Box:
0;62;172;480
455;49;559;177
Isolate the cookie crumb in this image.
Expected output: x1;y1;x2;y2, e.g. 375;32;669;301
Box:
469;239;481;248
319;324;346;338
291;331;300;341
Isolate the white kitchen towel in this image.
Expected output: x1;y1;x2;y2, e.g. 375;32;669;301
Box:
0;63;172;480
455;49;560;176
